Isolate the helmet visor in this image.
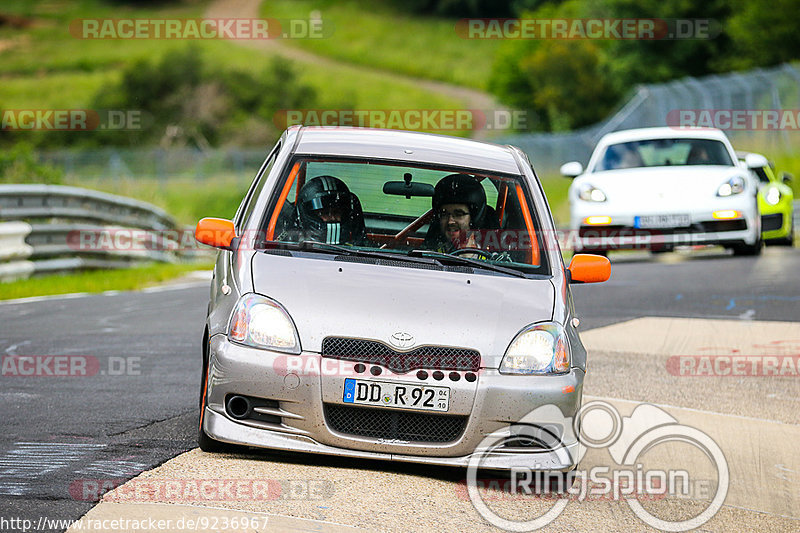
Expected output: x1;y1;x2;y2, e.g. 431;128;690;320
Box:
303;192;349;213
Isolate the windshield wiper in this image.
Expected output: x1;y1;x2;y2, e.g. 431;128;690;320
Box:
259;240;440;265
406;250;527;278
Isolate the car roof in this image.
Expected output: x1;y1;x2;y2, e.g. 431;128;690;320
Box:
598;126;731;145
291;126;523;174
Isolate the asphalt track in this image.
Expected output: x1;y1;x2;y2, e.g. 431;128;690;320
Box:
1;246;799;532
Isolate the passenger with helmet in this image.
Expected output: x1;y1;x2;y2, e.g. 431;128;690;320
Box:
289;175;367;245
423;173;498;253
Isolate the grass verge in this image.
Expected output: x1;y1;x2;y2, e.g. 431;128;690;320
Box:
260;0;499;91
0;0;467;131
0;261;214;301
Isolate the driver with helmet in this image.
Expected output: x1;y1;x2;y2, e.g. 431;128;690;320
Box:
424;173;497;253
291;175;367;245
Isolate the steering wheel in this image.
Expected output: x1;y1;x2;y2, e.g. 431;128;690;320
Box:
451;248;493;260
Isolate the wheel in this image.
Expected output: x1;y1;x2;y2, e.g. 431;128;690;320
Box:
198;332;235;453
732;236;763;256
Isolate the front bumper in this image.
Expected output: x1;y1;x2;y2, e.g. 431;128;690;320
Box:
570;209;759;252
761;211;791;241
203;334;584;471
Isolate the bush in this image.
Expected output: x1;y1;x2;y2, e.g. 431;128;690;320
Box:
0;142;63;184
488;0;621;131
88;46;318;148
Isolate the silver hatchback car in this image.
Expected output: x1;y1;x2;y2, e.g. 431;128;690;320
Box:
195;126;610;473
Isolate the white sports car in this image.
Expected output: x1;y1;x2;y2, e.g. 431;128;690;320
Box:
561;127;762;256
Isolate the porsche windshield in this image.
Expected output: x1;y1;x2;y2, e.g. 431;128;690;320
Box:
596;138;734;171
259;158;549;275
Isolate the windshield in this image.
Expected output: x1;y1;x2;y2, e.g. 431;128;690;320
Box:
259;157;549;275
595;138;734;171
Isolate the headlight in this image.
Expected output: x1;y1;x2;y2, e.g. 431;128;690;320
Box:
578;183;607;202
500;322;570;375
717;176;745;197
229;293;301;353
765;187;781;206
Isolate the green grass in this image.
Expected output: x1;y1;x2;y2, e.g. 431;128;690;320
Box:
260;0;500;90
0;261;214;300
0;0;468;132
539;175;572;226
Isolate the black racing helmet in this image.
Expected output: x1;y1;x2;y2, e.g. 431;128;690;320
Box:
432;173;487;227
295;175;365;245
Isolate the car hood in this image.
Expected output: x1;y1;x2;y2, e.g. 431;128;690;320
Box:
250;252;555;367
576;165;745;202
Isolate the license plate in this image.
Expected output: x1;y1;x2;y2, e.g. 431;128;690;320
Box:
634;214;691;229
343;378;450;412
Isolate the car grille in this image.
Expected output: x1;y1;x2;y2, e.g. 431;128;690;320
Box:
324;403;467;443
761;213;784;232
322;337;481;372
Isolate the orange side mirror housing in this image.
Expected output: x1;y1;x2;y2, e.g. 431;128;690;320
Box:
568;254;611;283
195;217;236;250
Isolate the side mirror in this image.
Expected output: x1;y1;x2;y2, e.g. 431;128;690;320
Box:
560;161;584;178
567;254;611;284
744;153;769;170
195;217;236;250
782;172;793;185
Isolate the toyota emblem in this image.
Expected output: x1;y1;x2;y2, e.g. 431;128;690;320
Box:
390;332;414;349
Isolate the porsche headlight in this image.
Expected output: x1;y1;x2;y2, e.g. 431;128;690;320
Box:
765;187;781;206
578;183;607;202
500;323;570;375
717;176;745;197
229;293;300;353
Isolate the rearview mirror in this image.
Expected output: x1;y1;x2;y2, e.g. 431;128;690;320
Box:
744;153;769;170
567;254;611;283
560;161;583;178
383;179;435;198
195;217;236;250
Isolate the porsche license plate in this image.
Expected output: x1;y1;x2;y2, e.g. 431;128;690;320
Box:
634;214;691;228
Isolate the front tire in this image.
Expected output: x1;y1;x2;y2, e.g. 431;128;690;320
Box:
198;331;235;453
732;236;763;256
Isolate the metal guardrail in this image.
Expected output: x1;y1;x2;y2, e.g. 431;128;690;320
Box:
0;184;209;282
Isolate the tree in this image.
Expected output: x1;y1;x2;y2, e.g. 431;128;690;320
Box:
725;0;800;69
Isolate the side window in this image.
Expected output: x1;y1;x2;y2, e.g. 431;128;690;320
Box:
753;167;770;184
234;142;281;232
